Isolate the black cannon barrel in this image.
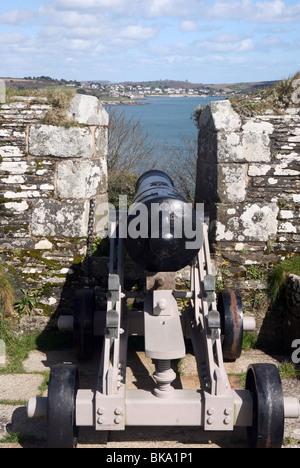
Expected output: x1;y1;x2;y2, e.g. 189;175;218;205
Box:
124;170;201;272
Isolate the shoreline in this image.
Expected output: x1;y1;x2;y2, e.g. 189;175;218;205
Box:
101;94;225;106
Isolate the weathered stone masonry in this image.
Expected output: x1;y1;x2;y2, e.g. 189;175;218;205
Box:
196;96;300;345
0;94;109;316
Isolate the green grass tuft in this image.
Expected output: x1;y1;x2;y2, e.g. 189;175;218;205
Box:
267;254;300;305
0;263;15;316
230;71;300;117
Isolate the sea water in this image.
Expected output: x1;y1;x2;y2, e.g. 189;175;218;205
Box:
107;96;223;146
105;96;224;176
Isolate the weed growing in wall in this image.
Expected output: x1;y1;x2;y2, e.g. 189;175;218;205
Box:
267;254;300;306
230;71;300;118
0;263;15;316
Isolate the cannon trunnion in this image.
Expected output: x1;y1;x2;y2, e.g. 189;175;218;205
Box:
27;170;300;448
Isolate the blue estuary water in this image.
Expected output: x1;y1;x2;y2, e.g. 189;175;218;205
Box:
105;96;224;174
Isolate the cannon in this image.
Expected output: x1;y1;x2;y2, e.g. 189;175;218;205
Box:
27;170;300;448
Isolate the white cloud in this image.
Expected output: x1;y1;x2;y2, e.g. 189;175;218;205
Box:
180;20;199;32
53;10;99;28
120;24;158;41
0;9;34;25
194;34;254;54
258;36;288;49
147;0;191;18
67;39;94;51
54;0;128;11
206;0;300;24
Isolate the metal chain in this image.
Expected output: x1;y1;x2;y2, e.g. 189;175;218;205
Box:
87;198;96;287
87;198;96;258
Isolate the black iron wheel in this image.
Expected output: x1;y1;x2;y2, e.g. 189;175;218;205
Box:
73;288;95;360
246;363;285;448
47;364;79;449
217;290;243;361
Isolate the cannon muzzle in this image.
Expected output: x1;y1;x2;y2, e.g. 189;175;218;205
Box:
124;170;201;272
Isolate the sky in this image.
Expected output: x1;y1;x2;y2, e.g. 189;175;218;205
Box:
0;0;300;84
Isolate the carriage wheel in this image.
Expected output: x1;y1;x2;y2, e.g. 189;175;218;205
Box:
217;290;243;361
246;363;285;448
47;364;79;449
73;288;95;360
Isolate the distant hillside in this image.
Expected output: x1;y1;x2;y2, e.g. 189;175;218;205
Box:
1;76;279;97
1;76;80;90
118;79;279;95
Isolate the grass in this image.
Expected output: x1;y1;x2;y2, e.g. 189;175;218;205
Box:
242;332;258;351
0;311;72;374
3;86;78;127
0;432;39;445
4;87;49;103
278;360;300;380
230;71;300;117
41;88;77;127
267;254;300;306
0;263;15;316
283;437;299;447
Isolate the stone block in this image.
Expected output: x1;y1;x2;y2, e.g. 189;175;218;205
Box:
214;202;279;243
94;193;110;237
0;79;5;104
34;239;53;250
216;122;273;163
29;125;94;158
241;120;274;162
56;159;107;199
0;340;5;366
291;78;300;105
240;203;279;241
199;100;241;132
195;161;218;202
0;145;25;158
196;162;247;203
31;199;89;237
66;95;109;126
95;127;109;157
218;164;247;203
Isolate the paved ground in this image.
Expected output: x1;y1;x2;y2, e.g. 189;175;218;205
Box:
0;341;299;449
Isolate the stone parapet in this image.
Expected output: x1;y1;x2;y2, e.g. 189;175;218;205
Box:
196;87;300;347
0;94;109;316
196;100;300;253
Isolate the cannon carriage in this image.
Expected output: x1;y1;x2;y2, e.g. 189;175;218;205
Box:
27;170;300;448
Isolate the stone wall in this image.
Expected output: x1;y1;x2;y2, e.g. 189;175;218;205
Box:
0;94;109;316
195;92;300;347
284;274;300;347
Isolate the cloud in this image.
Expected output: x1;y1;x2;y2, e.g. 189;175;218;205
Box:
0;9;34;25
180;20;199;32
53;10;99;28
0;0;299;82
257;35;290;51
194;34;254;54
120;24;158;41
206;0;300;24
53;0;128;11
146;0;199;18
0;32;28;46
53;0;201;19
